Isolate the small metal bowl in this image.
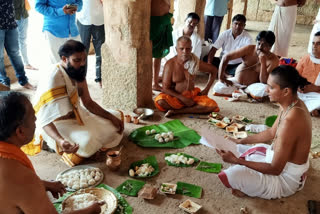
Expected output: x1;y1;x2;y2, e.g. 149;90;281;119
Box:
133;108;154;120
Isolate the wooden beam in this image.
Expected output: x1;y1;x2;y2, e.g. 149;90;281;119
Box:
227;0;233;29
242;0;248;17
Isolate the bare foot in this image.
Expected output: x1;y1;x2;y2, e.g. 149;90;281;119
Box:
232;189;247;197
152;84;162;91
24;64;38;70
23;82;36;90
165;110;175;117
311;109;320;117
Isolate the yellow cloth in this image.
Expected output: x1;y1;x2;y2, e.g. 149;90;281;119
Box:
0;141;35;172
154;87;220;112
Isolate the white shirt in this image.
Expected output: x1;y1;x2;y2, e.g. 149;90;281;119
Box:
77;0;104;26
213;29;253;64
166;27;202;60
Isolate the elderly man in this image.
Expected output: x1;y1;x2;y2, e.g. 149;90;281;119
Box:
154;36;220;117
207;14;253;76
35;0;82;63
217;66;311;199
268;0;306;57
151;0;173;91
0;91;103;213
297;31;320;117
213;31;279;99
22;40;124;167
308;1;320;53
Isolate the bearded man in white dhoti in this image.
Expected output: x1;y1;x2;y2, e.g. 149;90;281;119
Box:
297;31;320;117
217;65;311;199
268;0;306;57
22;40;124;167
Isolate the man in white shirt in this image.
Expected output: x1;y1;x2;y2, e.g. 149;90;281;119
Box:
206;14;252;76
77;0;104;87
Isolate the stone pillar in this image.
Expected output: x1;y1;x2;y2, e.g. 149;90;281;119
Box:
101;0;153;110
173;0;206;39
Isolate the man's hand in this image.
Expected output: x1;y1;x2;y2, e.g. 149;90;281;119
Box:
44;181;66;199
199;89;209;96
226;136;243;144
179;96;195;107
84;201;106;214
216;149;239;164
61;140;79;153
63;5;77;15
110;115;124;134
300;84;319;93
258;54;267;65
220;78;233;87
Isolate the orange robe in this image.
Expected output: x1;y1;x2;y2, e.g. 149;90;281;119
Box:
154;87;220;112
296;55;320;84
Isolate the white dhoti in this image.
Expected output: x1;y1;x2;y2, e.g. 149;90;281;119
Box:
268;5;297;57
245;83;268;99
218;144;309;199
298;92;320;112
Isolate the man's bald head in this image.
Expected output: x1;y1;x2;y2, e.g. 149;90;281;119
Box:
176;36;192;46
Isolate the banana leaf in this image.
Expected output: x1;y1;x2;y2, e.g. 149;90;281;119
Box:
265;115;277;127
116;179;146;197
129;155;159;178
176;182;202;198
53;184;133;214
129;119;201;148
196;161;222;173
164;153;199;167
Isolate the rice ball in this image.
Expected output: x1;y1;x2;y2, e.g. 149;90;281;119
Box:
80;182;88;188
88;179;96;186
72;184;80;190
151;129;156;134
145;130;151;135
94;175;101;181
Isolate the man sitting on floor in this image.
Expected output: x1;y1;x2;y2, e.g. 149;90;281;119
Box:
212;31;279;100
297;31;320;117
0;91;103;213
217;65;311;199
206;14;252;76
22;40;124;167
154;36;220;117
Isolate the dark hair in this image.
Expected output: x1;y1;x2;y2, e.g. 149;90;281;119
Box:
315;31;320;37
186;12;200;22
270;65;309;94
58;40;86;59
0;91;28;141
232;14;246;23
256;31;276;46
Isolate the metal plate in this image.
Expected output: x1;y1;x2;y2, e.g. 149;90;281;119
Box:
56;165;104;192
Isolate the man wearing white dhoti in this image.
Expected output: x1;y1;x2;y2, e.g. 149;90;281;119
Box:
212;31;279;100
297;31;320;117
217;65;311;199
22;40;124;166
268;0;306;57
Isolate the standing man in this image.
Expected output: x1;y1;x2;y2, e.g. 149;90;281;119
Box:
204;0;229;43
0;0;34;90
207;14;252;76
77;0;104;87
13;0;38;70
35;0;83;63
150;0;173;91
268;0;306;57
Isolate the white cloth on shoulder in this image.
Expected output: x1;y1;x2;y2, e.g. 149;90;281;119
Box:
268;5;297;57
35;64;122;158
218;144;309;199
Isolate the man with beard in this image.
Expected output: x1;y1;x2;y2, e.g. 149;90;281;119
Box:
22;40;124;167
154;36;220;117
212;31;279;100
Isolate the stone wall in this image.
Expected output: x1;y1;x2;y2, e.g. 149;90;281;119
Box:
233;0;319;25
101;0;153;110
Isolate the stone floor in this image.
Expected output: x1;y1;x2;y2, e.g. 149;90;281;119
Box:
6;11;320;214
